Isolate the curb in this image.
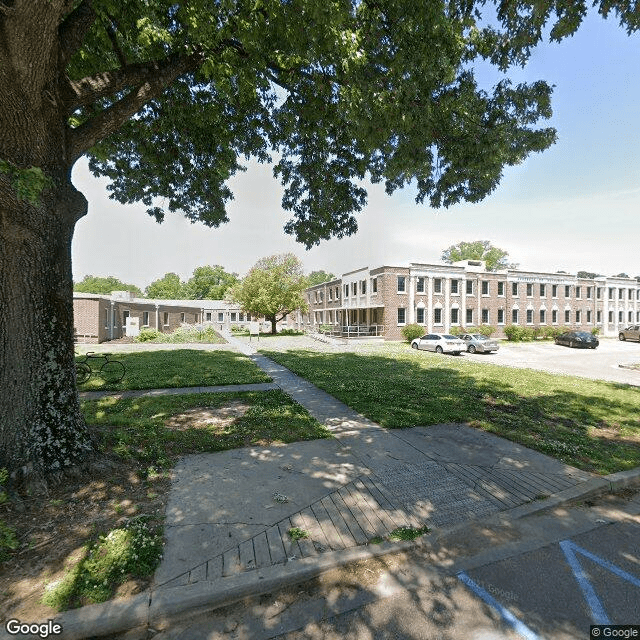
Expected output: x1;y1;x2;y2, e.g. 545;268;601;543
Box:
7;467;640;640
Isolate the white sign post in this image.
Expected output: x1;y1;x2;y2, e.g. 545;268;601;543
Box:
249;322;260;342
125;317;140;337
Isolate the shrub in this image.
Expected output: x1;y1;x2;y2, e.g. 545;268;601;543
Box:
402;324;425;342
0;520;19;562
591;327;600;336
503;325;526;341
279;328;304;336
542;326;565;340
318;324;332;333
135;328;161;342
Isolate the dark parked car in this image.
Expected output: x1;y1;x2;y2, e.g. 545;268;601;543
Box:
554;331;599;349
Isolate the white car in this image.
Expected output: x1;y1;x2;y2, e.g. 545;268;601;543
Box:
411;333;466;354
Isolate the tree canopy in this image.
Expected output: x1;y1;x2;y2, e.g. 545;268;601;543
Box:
145;272;186;299
228;254;308;333
307;270;337;286
441;240;516;271
74;275;143;296
183;265;239;300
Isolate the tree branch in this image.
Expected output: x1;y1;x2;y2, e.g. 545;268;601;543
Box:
59;0;96;67
101;11;128;67
66;51;203;164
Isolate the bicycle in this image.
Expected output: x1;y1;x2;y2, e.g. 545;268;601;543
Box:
76;352;126;384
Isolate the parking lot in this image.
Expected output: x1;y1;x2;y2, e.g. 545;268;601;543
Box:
465;337;640;386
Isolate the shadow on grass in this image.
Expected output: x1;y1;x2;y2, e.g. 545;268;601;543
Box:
261;349;640;475
76;349;271;391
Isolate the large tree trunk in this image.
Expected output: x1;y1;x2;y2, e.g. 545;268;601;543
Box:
0;181;93;487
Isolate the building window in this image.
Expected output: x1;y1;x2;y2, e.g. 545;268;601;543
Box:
466;280;473;295
397;276;406;293
609;288;614;300
466;309;473;324
344;284;348;297
608;310;614;323
565;285;571;298
512;282;518;296
180;312;185;322
217;312;224;322
564;310;570;323
361;280;366;294
540;309;546;324
630;310;634;322
618;310;624;322
162;312;169;326
498;281;505;296
417;277;425;293
526;309;533;324
482;309;489;324
451;308;459;324
587;310;592;323
575;310;581;323
434;278;442;294
597;288;602;299
352;282;357;296
434;308;442;324
328;289;332;301
336;286;340;299
497;309;505;324
619;288;624;300
397;308;406;325
526;283;533;297
104;308;109;328
587;286;592;299
451;279;459;294
539;284;546;297
576;286;581;299
319;291;323;302
416;307;425;324
230;312;237;322
371;279;377;294
512;309;519;324
143;311;149;326
482;281;489;295
552;285;558;298
552;310;558;324
596;310;601;323
205;312;212;322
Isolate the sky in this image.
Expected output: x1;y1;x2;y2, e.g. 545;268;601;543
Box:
71;9;640;290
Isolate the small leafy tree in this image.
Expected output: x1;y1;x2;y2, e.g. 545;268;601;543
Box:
74;275;142;297
183;265;239;300
228;254;308;334
441;241;517;271
145;273;187;299
307;271;336;286
402;324;425;342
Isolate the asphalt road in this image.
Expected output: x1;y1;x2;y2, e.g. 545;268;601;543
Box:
463;338;640;386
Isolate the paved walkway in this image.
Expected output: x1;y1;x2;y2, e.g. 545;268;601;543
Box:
153;333;596;591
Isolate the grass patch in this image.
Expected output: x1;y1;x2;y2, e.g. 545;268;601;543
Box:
388;526;431;541
287;527;309;541
76;349;270;391
41;516;162;610
261;344;640;475
81;390;331;468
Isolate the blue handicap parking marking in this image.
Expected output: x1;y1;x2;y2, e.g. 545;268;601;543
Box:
559;538;640;626
457;571;542;640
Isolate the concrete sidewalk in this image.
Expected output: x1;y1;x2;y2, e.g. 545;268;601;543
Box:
32;334;640;640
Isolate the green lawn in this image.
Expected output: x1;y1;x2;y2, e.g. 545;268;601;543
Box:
76;349;271;391
82;390;331;469
261;344;640;475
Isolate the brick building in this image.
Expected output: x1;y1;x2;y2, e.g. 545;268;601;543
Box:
303;261;640;340
73;291;260;343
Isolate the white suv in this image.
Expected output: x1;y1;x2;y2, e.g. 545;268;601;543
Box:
411;333;466;354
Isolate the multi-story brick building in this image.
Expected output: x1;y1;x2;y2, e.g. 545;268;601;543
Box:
303;260;640;340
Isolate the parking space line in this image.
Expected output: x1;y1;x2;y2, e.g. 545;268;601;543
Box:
457;571;542;640
559;539;640;625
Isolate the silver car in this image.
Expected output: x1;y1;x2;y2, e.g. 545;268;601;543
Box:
460;333;500;354
411;333;466;354
619;325;640;342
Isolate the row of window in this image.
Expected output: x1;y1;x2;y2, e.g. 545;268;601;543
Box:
396;307;640;326
398;277;640;300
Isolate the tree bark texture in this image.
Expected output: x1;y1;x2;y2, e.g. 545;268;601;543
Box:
0;1;94;483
